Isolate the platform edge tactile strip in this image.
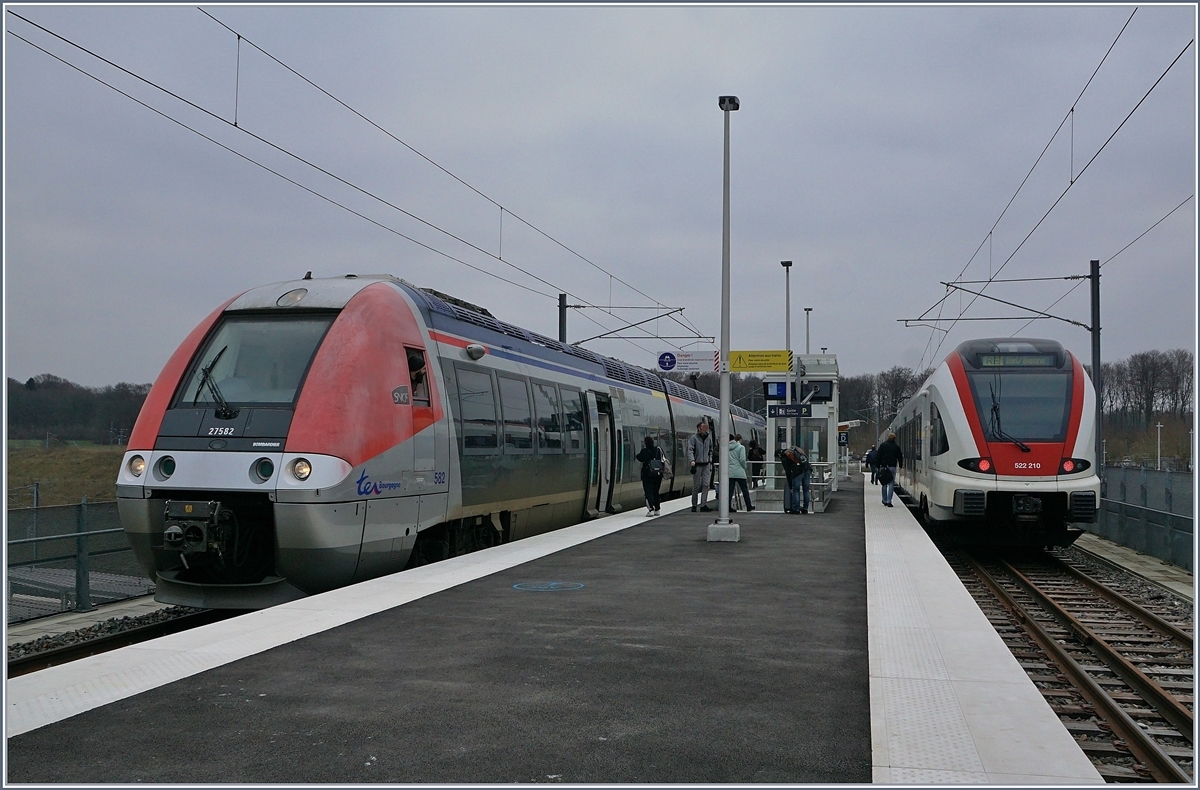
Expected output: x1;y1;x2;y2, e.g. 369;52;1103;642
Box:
5;498;693;738
864;482;1105;785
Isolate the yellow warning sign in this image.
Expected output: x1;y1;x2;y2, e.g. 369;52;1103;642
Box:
729;350;793;372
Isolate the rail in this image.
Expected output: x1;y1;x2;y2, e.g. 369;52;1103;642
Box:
6;499;154;623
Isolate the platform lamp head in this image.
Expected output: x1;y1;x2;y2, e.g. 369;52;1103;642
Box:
718;95;740;111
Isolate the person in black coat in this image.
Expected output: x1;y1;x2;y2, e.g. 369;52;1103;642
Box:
865;445;878;484
874;434;904;507
636;436;665;516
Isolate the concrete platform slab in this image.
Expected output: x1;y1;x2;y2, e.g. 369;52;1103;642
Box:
7;491;870;783
865;481;1104;785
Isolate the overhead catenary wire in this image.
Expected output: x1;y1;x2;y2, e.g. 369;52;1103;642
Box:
5;28;553;300
916;9;1139;370
7;12;699;358
922;33;1194;367
194;8;692;333
1009;194;1194;336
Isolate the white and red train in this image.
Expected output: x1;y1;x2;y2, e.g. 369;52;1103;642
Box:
887;338;1100;547
116;275;764;608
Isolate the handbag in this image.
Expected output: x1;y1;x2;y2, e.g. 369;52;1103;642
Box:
876;466;894;486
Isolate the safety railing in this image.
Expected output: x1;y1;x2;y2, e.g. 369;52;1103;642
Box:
6;499;155;624
1090;499;1193;573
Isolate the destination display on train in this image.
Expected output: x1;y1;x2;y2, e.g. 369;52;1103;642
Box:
978;353;1057;367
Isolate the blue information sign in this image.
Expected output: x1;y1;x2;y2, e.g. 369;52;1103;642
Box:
658;352;677;372
768;404;812;419
763;381;788;400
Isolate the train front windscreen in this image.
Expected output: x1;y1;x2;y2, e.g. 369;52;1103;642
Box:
966;368;1072;443
175;314;335;408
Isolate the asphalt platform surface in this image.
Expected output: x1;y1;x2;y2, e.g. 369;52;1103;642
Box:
7;478;870;783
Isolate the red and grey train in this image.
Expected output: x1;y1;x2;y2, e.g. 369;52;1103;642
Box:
886;338;1100;547
117;275;764;608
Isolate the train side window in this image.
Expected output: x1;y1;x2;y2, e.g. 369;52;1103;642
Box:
498;376;533;453
406;348;430;405
532;381;563;453
930;403;950;456
915;415;923;461
456;368;498;453
561;388;585;454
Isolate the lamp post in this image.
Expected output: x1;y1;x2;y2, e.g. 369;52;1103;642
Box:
710;95;740;543
1157;422;1164;470
782;260;793;452
804;307;812;355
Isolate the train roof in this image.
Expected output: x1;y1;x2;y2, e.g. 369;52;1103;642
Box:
223;274;760;423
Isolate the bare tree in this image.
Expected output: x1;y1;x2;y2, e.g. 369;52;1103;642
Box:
1126;351;1165;429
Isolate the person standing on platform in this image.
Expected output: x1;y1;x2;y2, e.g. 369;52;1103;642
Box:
780;446;812;514
875;433;903;507
727;434;754;512
865;445;878;484
636;436;665;516
747;439;765;487
687;420;713;512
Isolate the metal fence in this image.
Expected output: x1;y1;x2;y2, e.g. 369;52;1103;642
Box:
1089;468;1194;572
6;499;154;624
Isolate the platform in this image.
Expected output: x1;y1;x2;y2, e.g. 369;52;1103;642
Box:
864;482;1102;784
6;493;870;782
7;474;1105;783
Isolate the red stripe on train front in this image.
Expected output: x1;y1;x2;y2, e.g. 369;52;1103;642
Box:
1061;353;1086;458
947;352;987;455
286;283;444;466
128;295;241;450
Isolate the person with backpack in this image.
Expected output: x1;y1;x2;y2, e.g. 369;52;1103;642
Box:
779;446;812;514
636;436;666;516
727;434;754;513
875;433;904;507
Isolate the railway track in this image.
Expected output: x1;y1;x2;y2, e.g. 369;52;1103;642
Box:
7;609;239;679
945;547;1194;782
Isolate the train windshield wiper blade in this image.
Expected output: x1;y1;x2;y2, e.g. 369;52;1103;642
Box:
192;346;239;419
987;383;1030;452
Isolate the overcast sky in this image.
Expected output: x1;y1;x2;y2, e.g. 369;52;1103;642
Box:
4;4;1196;388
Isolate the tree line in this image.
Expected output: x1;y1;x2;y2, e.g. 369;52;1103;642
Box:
7;375;151;445
8;348;1192;451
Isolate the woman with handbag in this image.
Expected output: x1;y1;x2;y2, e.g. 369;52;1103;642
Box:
636;436;665;516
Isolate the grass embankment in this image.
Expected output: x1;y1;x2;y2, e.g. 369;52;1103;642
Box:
7;445;128;507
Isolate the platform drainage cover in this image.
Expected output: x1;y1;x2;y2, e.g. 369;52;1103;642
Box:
512;582;585;592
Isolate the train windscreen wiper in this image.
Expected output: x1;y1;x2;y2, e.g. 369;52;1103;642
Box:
988;382;1030;453
192;345;239;420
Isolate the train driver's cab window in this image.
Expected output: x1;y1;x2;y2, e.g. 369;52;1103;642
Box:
561;388;585;453
930;402;950;456
457;368;498;453
176;315;334;408
532;382;563;452
406;348;430;405
499;376;533;453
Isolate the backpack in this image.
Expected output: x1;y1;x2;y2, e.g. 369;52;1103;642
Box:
649;448;665;477
787;448;811;474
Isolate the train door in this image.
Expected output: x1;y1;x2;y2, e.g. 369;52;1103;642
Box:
584;392;616;517
912;394;928;498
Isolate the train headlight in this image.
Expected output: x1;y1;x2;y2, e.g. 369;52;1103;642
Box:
159;456;176;478
254;458;275;481
129;455;146;477
292;458;312;481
